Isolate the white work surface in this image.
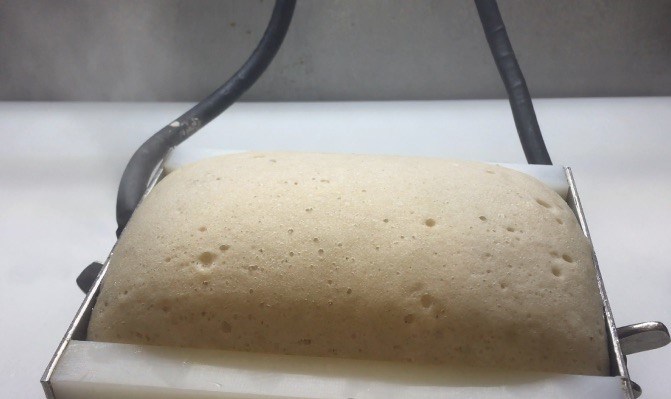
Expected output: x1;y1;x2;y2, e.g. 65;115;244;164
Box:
0;98;669;398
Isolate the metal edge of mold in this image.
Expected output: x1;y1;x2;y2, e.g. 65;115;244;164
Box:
40;252;113;399
564;167;633;399
40;160;167;399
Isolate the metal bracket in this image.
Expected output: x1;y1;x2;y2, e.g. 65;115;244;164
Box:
76;262;104;293
631;380;643;399
617;321;670;356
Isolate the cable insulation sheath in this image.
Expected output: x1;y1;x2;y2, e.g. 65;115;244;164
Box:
115;0;296;236
475;0;552;165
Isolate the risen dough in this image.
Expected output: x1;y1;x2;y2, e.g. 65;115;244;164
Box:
88;152;608;375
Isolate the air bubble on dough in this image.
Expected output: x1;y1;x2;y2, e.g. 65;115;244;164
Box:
536;198;552;208
198;252;216;266
420;294;433;308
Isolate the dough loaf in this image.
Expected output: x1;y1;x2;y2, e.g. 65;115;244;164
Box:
88;152;609;375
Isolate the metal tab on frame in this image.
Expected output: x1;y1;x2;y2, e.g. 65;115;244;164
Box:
617;322;670;356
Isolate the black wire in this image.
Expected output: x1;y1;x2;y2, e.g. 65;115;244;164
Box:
115;0;296;237
474;0;552;165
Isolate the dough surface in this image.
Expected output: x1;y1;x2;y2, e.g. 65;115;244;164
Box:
88;152;609;375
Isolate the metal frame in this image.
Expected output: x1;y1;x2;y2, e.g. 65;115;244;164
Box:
40;161;166;399
564;168;633;397
41;164;664;399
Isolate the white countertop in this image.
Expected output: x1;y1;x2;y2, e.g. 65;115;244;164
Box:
1;98;669;398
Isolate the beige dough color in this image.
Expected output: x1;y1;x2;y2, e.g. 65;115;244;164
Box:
88;152;609;376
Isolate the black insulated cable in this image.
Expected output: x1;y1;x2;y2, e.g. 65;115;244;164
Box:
474;0;552;165
115;0;296;237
